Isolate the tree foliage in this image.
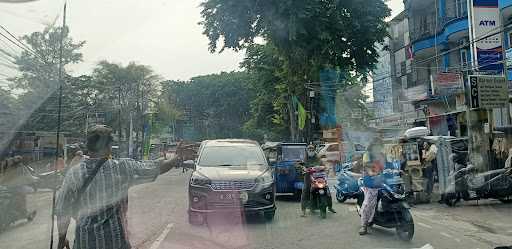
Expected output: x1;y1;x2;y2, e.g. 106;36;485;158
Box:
160;72;253;140
7;25;86;134
241;44;288;141
201;0;390;74
11;26;84;93
200;0;390;140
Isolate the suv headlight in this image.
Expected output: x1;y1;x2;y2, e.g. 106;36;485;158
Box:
255;170;273;184
190;173;211;187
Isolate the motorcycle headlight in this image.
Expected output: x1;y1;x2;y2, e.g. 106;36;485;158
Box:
190;173;211;187
392;192;405;199
255;170;273;184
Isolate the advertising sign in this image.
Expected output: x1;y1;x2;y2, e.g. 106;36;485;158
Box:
433;72;463;95
469;75;508;109
470;0;503;72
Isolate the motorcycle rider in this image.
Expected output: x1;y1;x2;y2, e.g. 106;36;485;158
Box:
359;138;385;235
300;144;336;217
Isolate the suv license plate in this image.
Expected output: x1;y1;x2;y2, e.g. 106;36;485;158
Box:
219;192;249;202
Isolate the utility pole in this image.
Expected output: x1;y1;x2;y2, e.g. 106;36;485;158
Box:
128;112;133;158
141;86;145;159
118;84;122;150
50;3;66;249
85;111;89;139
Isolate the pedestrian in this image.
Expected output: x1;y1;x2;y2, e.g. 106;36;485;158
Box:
56;125;178;249
422;141;437;200
359;137;385;235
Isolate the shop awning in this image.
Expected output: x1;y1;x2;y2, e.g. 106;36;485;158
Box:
427;109;466;118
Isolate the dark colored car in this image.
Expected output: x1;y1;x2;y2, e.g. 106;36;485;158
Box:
187;139;276;225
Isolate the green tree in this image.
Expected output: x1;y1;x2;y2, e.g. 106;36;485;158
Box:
7;25;86;135
160;72;253;141
90;61;162;142
241;44;288;141
200;0;390;139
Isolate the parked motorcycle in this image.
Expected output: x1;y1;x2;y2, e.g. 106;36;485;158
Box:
334;162;362;203
356;170;414;241
307;166;330;219
442;162;512;206
0;185;37;231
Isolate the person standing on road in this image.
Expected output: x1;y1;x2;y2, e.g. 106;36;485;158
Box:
56;125;178;249
359;138;385;235
422;141;437;200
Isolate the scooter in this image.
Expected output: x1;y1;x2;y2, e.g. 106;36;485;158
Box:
0;185;37;232
356;169;414;241
442;162;512;206
334;162;362;203
307;166;330;219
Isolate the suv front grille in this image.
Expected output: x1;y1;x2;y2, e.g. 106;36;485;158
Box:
210;181;255;191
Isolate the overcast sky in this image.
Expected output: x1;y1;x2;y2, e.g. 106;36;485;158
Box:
0;0;404;81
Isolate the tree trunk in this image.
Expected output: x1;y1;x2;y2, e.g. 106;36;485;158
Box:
288;97;297;142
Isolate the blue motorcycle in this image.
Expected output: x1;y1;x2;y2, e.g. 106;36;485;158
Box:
334;163;363;203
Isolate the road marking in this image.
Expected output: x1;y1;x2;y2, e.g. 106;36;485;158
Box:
417;222;433;229
149;223;174;249
440;232;453;238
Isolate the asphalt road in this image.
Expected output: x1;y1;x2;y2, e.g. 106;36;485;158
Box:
1;169;512;249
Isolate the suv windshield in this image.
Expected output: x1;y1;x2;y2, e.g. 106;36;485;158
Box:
198;146;266;166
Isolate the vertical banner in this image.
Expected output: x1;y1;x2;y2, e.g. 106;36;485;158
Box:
470;0;503;73
319;70;342;129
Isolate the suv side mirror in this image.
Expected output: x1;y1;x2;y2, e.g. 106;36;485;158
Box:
183;160;195;170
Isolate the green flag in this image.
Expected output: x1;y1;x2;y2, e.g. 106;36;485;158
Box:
293;96;307;130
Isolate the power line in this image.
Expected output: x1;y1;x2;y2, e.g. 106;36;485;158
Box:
0;29;47;64
0;25;38;56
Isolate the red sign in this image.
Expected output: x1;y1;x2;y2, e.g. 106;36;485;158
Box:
434;73;462;95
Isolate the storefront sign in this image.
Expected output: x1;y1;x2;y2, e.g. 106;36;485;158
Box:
433;72;462;95
469;75;508;109
470;0;503;72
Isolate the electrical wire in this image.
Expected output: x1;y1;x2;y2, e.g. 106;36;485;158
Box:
0;25;38;56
